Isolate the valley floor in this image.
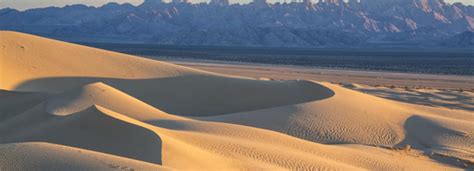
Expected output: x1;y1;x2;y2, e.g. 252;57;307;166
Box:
165;59;474;112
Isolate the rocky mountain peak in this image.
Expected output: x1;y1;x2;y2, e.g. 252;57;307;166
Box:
0;0;472;47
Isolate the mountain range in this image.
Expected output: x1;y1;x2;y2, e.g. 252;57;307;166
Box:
1;0;473;47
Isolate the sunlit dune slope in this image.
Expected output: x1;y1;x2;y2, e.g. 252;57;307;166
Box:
0;31;334;116
0;31;206;90
1;31;473;170
203;82;474;159
0;83;461;170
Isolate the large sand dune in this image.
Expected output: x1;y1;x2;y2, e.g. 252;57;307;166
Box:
1;31;473;170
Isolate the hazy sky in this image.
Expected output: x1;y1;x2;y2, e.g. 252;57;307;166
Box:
1;0;473;11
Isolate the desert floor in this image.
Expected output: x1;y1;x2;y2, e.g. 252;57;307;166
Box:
1;31;473;170
163;59;474;112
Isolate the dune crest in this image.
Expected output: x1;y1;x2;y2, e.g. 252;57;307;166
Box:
0;31;209;91
1;31;473;170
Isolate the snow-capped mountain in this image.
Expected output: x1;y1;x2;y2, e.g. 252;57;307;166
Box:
1;0;473;47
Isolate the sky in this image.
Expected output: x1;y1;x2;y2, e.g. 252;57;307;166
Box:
1;0;473;11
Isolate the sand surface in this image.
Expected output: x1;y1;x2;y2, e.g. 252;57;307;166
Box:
1;31;473;170
164;60;474;111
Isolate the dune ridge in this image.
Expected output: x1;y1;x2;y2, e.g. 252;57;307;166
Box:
1;31;473;170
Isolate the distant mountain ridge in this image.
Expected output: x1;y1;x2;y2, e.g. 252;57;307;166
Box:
1;0;473;47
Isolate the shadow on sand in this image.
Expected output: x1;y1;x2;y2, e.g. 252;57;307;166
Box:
355;88;474;111
396;115;473;169
13;75;335;116
0;105;164;165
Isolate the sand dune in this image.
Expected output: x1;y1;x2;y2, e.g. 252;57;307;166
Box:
1;31;473;170
0;90;47;121
0;142;168;170
203;82;474;155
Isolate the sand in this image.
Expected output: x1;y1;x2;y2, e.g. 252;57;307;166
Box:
163;59;474;90
1;31;473;170
164;60;474;111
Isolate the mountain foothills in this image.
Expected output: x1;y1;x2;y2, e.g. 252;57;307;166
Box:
0;0;473;47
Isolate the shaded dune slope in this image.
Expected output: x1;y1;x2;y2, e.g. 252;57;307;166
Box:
14;76;334;116
0;90;48;121
0;104;164;164
0;142;169;170
1;31;473;170
1;31;334;116
0;82;460;170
